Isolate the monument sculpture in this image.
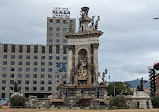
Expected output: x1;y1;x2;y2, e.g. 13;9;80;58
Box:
51;7;108;108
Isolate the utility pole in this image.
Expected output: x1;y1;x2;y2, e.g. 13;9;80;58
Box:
114;82;115;97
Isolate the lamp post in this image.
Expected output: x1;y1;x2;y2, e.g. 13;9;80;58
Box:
98;68;107;82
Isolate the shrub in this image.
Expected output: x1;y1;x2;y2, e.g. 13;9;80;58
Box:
10;95;26;106
109;95;127;108
152;96;159;108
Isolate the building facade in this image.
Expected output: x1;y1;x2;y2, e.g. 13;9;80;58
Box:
0;8;76;98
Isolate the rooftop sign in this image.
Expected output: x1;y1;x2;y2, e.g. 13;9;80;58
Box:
52;7;70;18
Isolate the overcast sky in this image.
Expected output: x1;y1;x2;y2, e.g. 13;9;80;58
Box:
0;0;159;81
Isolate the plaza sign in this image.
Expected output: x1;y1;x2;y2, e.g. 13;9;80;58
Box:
52;7;70;18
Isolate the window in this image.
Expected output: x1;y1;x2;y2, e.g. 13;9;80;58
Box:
34;45;38;53
42;46;45;53
3;61;7;65
48;62;52;66
19;45;23;53
41;68;45;72
10;80;14;84
26;61;30;65
1;93;5;98
25;87;29;91
26;55;30;59
34;62;37;65
49;19;53;25
10;68;14;71
41;62;45;66
19;61;22;65
12;45;15;52
56;39;60;43
11;55;15;59
56;45;60;54
10;74;14;78
56;56;60;60
25;74;29;78
49;56;52;60
18;68;22;72
25;80;29;84
63;28;67;32
63;56;67;60
49;38;53;42
3;55;7;59
19;55;22;59
2;80;6;84
18;80;22;84
48;68;52;72
49;33;53;37
56;19;60;25
34;68;37;72
63;39;67;43
48;74;52;78
34;56;38;59
56;27;60;31
26;68;30;72
56;74;59;79
49;27;53;31
18;74;22;78
49;45;52;53
56;33;60;37
4;45;8;52
33;74;37;78
2;74;6;78
33;80;37;84
41;56;45;60
48;80;52;84
41;74;45;78
48;87;52;91
63;45;67;54
27;45;30;53
62;81;66;84
40;87;44;91
3;67;7;72
2;86;5;90
41;80;44;84
11;61;15;65
33;87;36;91
63;20;67;26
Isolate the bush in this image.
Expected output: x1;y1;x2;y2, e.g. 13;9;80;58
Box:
10;95;26;106
152;96;159;108
109;95;127;108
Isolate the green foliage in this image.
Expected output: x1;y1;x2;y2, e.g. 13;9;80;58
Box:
109;95;127;108
152;96;159;108
10;95;26;106
108;82;133;97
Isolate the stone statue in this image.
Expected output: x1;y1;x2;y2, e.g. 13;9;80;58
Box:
91;16;95;26
95;15;100;29
13;81;19;92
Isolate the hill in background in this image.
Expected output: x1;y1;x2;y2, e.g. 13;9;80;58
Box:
108;78;150;88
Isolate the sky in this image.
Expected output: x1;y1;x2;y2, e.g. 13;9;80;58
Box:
0;0;159;81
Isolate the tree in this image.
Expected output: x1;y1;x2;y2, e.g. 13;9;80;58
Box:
108;82;133;97
10;95;26;106
109;95;127;108
152;96;159;108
